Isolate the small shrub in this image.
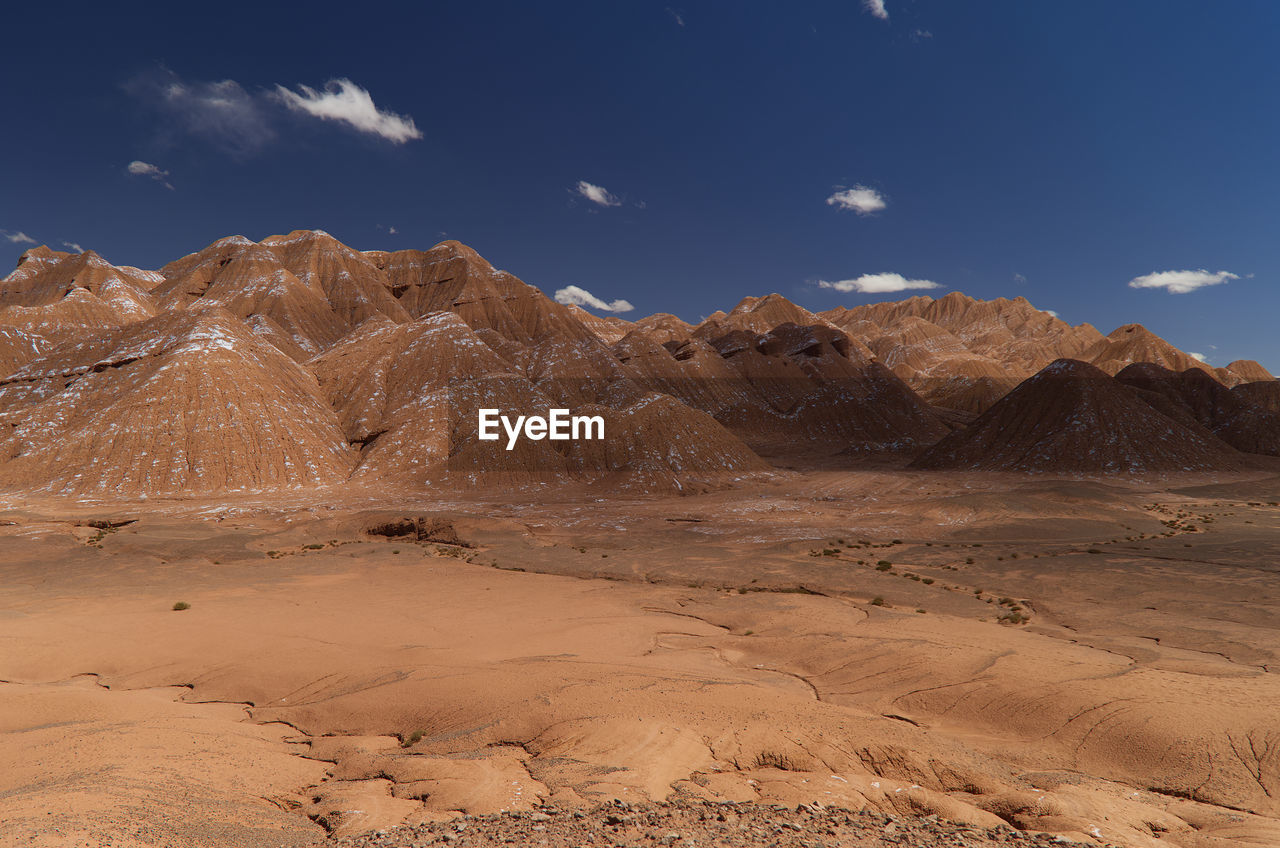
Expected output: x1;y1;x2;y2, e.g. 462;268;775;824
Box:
870;597;886;606
876;560;892;570
172;601;190;611
401;730;424;748
921;577;934;585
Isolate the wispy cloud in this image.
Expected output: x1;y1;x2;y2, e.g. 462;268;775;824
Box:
129;69;420;153
2;231;36;245
863;0;889;20
1044;309;1059;319
128;69;275;156
555;284;635;313
273;78;422;143
666;6;685;26
818;273;940;294
61;241;85;253
127;160;174;190
575;180;622;207
826;185;886;216
1128;269;1239;294
1189;352;1208;363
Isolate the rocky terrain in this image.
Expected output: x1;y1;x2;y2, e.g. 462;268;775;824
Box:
331;800;1097;848
2;233;1279;848
0;232;1276;496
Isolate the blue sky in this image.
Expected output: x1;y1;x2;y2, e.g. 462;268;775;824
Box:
2;1;1278;369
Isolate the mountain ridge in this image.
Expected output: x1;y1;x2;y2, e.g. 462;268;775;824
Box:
1;232;1274;495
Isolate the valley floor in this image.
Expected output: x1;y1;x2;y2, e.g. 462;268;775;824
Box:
1;469;1278;847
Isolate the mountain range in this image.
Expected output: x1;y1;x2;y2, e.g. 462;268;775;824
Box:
1;231;1275;495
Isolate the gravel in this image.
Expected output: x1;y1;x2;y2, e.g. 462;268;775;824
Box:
329;799;1103;848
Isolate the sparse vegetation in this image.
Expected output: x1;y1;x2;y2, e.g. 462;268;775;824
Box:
401;730;424;748
172;601;190;611
870;596;886;606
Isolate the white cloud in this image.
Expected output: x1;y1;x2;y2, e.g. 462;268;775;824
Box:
273;78;422;143
1044;309;1059;319
554;284;635;313
818;273;940;294
666;7;685;26
3;231;36;245
389;226;398;235
1128;269;1239;294
575;180;622;207
1189;352;1208;363
826;185;886;216
62;241;85;253
864;0;889;20
127;160;174;189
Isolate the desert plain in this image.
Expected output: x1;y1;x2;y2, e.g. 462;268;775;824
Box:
1;233;1278;847
2;467;1279;848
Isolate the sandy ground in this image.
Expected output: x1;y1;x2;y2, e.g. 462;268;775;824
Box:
1;470;1278;847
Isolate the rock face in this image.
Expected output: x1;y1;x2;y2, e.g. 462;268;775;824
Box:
0;306;356;495
0;234;1271;494
809;293;1275;413
911;360;1247;473
1115;363;1280;457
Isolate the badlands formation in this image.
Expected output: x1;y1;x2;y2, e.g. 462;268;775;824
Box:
1;232;1279;848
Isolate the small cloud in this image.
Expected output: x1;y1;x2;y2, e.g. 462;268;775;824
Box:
863;0;889;20
127;160;174;189
826;185;886;216
389;226;398;235
818;273;940;294
554;284;635;313
575;180;622;208
1128;269;1239;294
1044;309;1059;319
273;78;422;143
912;29;933;40
1013;272;1027;285
61;241;85;253
666;6;685;26
1189;352;1208;363
3;230;36;245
